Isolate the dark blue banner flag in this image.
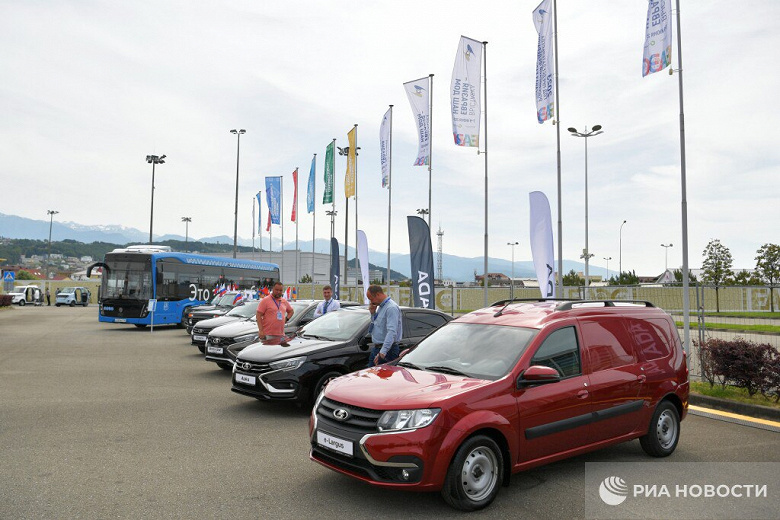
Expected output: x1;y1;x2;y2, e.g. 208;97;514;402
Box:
330;237;340;300
265;176;281;225
407;216;435;309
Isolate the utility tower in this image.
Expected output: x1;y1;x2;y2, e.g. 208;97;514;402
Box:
436;225;444;282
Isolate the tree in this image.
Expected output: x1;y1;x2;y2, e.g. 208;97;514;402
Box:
673;269;697;284
609;270;639;285
562;269;584;286
755;243;780;312
299;274;312;284
727;270;762;286
701;239;733;312
16;270;40;280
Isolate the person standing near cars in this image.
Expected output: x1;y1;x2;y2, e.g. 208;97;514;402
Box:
45;287;51;306
256;282;294;340
366;285;403;367
313;285;340;318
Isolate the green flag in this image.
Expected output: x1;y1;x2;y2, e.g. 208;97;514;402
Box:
323;141;335;204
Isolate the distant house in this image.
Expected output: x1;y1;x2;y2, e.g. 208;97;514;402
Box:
475;273;511;285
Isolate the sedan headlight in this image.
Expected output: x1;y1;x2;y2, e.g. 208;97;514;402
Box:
234;333;258;343
377;409;440;432
269;356;306;371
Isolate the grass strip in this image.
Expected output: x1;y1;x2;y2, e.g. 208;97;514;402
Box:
690;381;780;409
675;321;780;334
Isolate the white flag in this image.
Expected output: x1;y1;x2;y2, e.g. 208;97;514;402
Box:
403;78;430;166
529;191;555;298
642;0;672;76
380;108;392;187
449;36;482;147
533;0;554;124
356;230;370;304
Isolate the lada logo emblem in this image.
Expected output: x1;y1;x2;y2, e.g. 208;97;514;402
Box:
211;338;220;344
333;409;350;421
241;362;251;370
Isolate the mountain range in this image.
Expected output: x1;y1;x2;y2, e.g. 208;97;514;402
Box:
0;212;611;282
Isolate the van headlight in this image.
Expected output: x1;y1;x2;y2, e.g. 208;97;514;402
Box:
377;409;440;432
269;356;306;371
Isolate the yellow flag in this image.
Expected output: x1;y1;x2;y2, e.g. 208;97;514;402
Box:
345;126;356;198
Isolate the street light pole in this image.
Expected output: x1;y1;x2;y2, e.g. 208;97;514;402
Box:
619;220;627;279
661;243;673;272
568;125;603;297
146;154;166;244
230;129;246;259
46;210;58;280
182;217;192;252
507;241;518;299
603;256;612;281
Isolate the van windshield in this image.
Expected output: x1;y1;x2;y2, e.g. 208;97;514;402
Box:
401;323;537;381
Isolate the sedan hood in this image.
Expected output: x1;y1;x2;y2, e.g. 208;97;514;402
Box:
236;336;347;362
210;319;257;338
196;315;244;330
324;366;492;409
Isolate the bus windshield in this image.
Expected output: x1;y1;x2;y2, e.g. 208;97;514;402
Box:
103;259;152;300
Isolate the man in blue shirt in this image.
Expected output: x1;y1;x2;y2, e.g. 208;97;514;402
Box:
314;285;340;318
366;285;403;367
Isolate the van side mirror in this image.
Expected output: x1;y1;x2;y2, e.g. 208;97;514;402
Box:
517;365;561;388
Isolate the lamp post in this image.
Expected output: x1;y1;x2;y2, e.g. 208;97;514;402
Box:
416;208;429;218
230;129;246;259
46;210;58;279
568;125;603;297
182;217;192;252
619;220;627;279
661;243;673;271
146;154;166;243
603;256;612;282
507;241;518;299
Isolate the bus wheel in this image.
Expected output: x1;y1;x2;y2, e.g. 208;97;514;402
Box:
134;324;147;329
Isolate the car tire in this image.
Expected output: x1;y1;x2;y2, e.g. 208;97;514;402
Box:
639;401;680;458
19;299;26;306
197;344;205;354
178;309;189;329
55;303;61;307
69;301;75;307
441;435;504;511
217;362;233;371
312;371;342;402
134;324;147;329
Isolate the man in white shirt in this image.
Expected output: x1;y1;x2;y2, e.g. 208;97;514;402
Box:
313;285;340;317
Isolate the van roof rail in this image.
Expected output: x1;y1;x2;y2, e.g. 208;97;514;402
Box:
554;300;656;311
490;298;579;307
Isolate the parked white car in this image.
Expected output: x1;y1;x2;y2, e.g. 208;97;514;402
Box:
9;285;42;306
55;287;91;307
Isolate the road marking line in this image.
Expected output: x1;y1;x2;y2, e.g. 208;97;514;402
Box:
689;404;780;429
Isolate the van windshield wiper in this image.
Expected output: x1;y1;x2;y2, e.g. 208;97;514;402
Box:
424;365;470;377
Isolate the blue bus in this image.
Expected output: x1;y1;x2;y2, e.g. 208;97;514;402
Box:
87;246;279;327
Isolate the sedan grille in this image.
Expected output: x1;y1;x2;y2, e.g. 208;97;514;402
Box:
316;397;382;433
234;360;272;374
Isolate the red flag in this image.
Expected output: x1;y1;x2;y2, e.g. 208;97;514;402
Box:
291;169;298;222
266;210;271;232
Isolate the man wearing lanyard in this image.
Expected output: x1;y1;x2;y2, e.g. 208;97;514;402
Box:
313;285;340;318
256;282;294;340
366;285;403;367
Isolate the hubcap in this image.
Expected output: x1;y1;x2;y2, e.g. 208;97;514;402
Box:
460;446;498;501
656;410;678;449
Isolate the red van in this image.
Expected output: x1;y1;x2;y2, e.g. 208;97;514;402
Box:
309;299;688;511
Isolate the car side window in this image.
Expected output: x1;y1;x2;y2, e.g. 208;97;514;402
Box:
404;312;448;338
531;326;581;378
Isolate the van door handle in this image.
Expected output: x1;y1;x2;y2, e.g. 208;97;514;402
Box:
576;390;589;399
637;375;647;383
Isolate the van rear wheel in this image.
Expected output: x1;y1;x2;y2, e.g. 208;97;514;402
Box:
441;435;503;511
19;299;26;306
640;401;680;457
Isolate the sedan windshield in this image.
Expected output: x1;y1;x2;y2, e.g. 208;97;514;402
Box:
226;300;260;318
298;308;369;341
401;323;537;381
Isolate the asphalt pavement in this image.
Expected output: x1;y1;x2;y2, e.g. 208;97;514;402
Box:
1;305;778;519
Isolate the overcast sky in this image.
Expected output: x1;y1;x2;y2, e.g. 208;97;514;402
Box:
2;1;778;276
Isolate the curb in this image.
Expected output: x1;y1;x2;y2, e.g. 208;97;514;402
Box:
689;393;780;422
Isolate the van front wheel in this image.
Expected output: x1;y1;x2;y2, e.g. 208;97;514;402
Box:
640;401;680;457
441;435;503;511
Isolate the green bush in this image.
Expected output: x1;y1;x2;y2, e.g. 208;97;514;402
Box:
698;337;780;400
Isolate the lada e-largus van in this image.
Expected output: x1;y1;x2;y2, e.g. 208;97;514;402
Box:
309;299;689;511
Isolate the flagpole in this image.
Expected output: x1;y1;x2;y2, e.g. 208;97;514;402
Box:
674;0;691;356
387;105;393;293
553;0;563;296
295;167;299;294
257;191;262;260
354;123;359;299
428;73;434;228
344;195;349;300
311;154;317;299
281;177;285;285
482;40;489;308
252;195;255;261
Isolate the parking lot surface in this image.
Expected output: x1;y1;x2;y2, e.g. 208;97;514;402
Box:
1;306;778;519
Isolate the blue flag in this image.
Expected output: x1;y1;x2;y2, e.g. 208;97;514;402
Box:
307;155;316;213
256;192;262;233
265;177;282;225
